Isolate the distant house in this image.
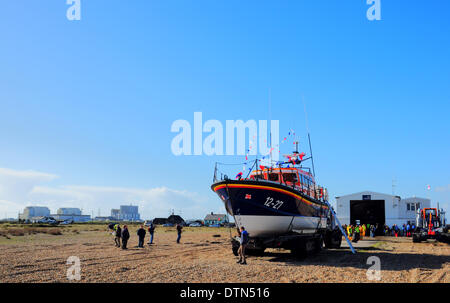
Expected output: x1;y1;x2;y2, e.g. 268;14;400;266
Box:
167;215;185;225
153;218;168;225
204;212;228;226
152;215;185;225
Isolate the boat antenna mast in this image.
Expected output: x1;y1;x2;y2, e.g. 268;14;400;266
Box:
268;88;273;166
303;95;316;177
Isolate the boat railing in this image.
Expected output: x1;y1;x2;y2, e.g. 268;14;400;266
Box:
213;160;329;203
213;160;258;183
252;165;328;203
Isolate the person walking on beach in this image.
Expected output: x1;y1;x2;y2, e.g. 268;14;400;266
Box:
148;223;155;245
121;225;130;249
176;223;183;243
114;224;122;248
237;226;249;265
137;225;146;248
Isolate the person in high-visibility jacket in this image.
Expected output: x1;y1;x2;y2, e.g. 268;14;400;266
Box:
347;225;353;241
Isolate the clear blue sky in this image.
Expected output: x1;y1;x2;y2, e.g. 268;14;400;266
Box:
0;1;449;218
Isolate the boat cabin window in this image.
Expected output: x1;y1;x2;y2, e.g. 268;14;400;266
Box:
282;173;298;183
254;174;264;180
268;173;279;182
300;175;313;187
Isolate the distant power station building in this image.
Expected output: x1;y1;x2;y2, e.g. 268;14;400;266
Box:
53;208;91;222
335;191;431;227
19;206;91;222
110;205;140;221
19;206;50;221
111;209;120;219
57;208;82;216
119;205;140;221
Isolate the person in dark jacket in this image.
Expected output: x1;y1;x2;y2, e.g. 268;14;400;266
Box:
176;224;183;243
352;225;360;243
121;225;130;249
114;224;122;247
148;223;155;245
237;226;249;265
370;224;376;237
137;225;146;248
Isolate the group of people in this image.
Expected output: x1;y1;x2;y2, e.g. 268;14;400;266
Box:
382;223;416;237
112;222;250;265
111;223;183;249
342;222;417;242
343;224;375;243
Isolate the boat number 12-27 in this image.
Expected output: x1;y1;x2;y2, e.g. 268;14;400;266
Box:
264;197;284;210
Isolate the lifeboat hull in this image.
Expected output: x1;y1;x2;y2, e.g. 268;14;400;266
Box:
211;180;329;237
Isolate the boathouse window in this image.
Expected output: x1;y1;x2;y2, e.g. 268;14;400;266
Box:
282;173;297;183
268;173;279;182
407;203;416;211
407;203;420;211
